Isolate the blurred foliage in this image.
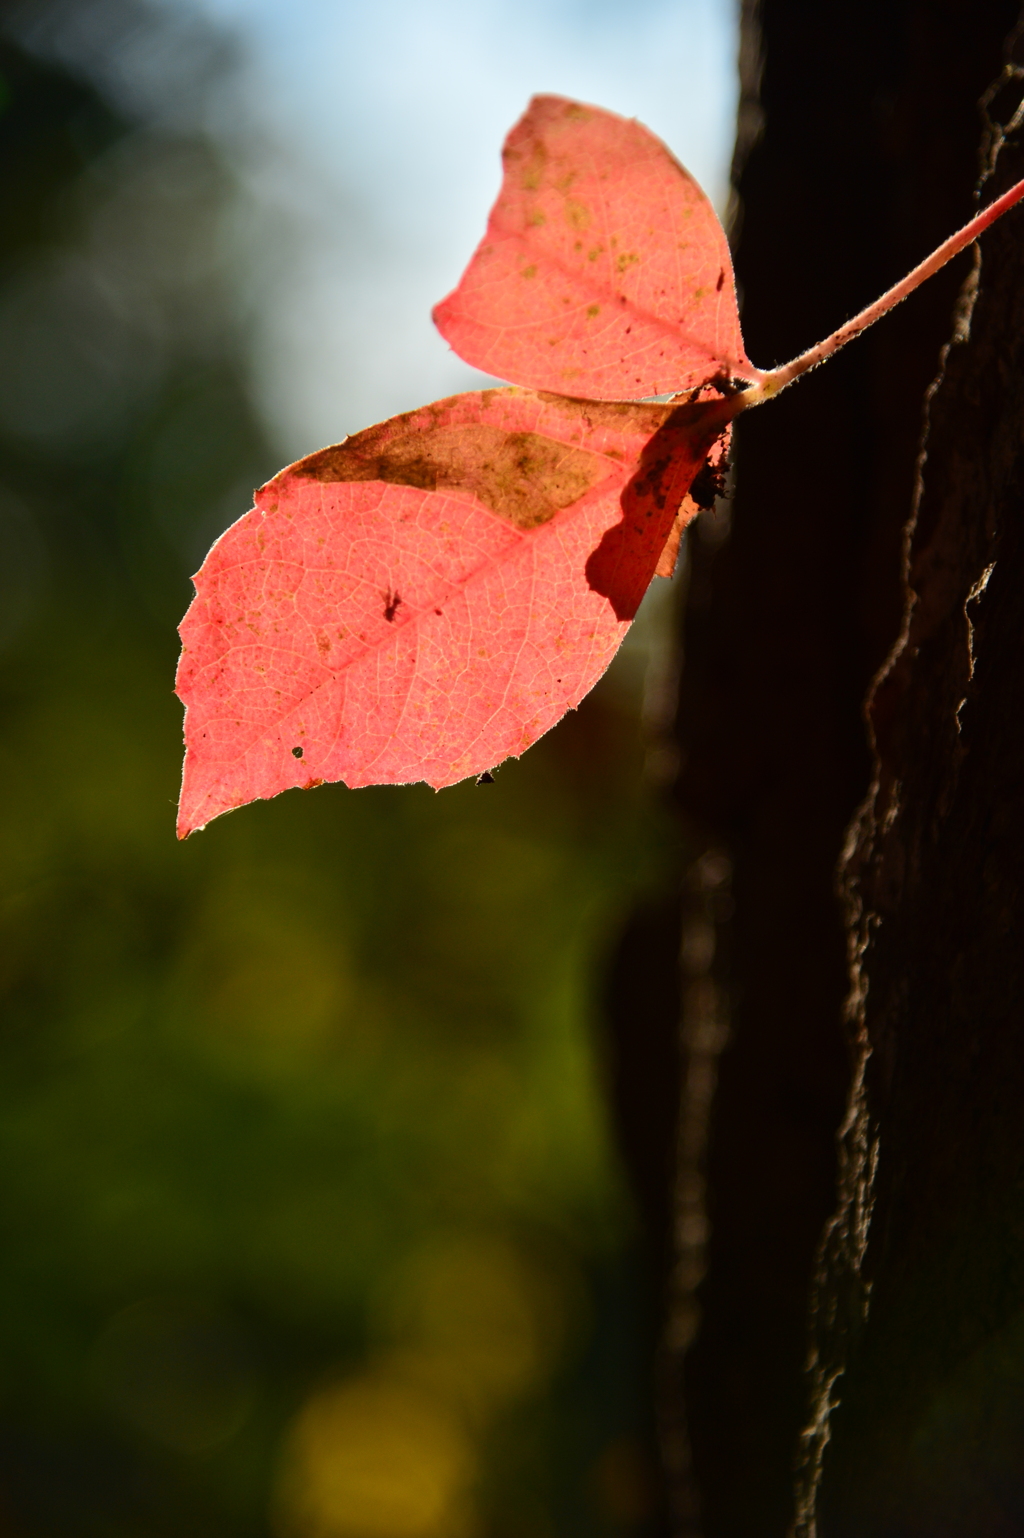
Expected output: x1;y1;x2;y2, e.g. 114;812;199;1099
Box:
0;3;679;1534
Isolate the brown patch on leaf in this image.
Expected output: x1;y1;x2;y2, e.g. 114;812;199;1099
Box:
298;423;615;530
533;393;674;436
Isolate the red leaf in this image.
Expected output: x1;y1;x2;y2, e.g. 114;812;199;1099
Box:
176;388;731;836
433;95;755;400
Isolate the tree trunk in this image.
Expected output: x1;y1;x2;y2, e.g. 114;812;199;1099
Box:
662;3;1022;1535
800;28;1024;1538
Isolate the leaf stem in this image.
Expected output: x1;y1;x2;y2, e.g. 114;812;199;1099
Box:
735;174;1024;409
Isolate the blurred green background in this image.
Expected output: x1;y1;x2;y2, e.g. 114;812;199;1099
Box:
0;2;693;1533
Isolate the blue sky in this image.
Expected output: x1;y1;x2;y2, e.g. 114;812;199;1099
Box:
164;0;739;456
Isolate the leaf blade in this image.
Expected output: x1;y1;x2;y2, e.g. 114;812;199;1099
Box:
176;388;730;834
433;95;755;401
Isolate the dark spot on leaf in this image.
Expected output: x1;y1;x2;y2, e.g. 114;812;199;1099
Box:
716;267;725;292
291;745;304;759
303;778;325;790
707;370;749;397
384;589;403;622
689;450;730;511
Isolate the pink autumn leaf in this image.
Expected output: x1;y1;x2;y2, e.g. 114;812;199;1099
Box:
176;386;733;837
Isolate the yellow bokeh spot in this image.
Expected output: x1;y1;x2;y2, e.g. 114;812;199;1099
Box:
378;1236;575;1416
173;869;362;1062
275;1373;475;1538
590;1437;657;1525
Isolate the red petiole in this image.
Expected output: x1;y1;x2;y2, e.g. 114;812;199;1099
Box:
733;174;1024;410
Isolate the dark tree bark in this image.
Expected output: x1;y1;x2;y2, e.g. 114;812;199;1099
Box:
663;4;1021;1536
801;37;1024;1538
